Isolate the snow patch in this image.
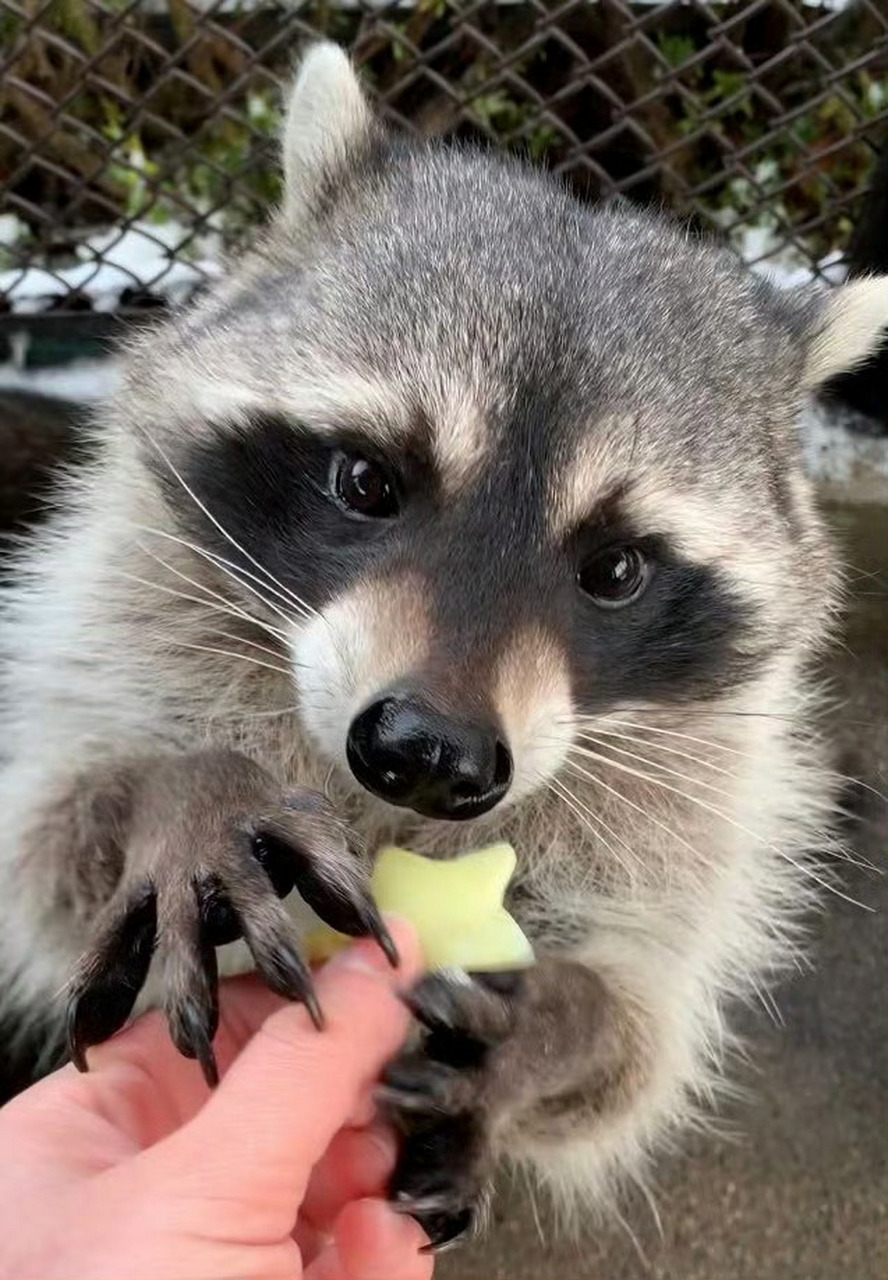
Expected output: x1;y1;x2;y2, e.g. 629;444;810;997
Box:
0;213;30;249
801;398;888;503
726;222;848;292
0;220;221;315
0;357;122;403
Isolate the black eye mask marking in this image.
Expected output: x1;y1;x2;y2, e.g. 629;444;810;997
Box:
158;410;768;715
572;551;761;707
563;509;765;704
155;413;423;613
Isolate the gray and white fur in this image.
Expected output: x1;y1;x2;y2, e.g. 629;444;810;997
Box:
1;42;887;1249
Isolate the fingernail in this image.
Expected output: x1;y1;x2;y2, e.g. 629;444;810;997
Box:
364;1121;398;1169
322;937;393;978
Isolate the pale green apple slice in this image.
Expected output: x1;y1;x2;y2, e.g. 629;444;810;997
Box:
305;843;534;972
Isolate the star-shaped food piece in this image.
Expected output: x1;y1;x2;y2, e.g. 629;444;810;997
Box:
305;843;534;972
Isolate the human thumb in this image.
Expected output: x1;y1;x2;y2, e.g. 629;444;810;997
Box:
142;920;421;1237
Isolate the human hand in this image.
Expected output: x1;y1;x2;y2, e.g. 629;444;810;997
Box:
0;920;432;1280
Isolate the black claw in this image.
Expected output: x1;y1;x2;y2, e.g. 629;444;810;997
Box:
389;1114;482;1194
392;1197;474;1253
251;933;323;1029
223;865;326;1029
254;823;395;965
67;986;135;1073
201;1054;220;1088
165;939;220;1088
424;1029;488;1070
293;864;378;941
263;940;319;1017
416;1206;474;1254
251;833;298;901
303;983;325;1031
198;876;242;947
471;969;526;998
169;996;219;1087
400;987;490;1070
401;976;466;1033
403;973;515;1049
66;888;157;1071
367;906;399;968
380;1055;461;1112
388;1116;486;1253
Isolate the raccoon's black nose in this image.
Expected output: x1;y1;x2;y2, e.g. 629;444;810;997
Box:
346;698;512;820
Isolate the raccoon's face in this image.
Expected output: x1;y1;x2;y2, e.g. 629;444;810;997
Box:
139;45;884;825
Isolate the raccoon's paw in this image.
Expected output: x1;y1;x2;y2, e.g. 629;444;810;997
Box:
65;750;395;1086
380;969;524;1252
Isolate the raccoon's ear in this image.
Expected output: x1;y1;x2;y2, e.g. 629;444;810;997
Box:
279;42;373;224
800;277;888;389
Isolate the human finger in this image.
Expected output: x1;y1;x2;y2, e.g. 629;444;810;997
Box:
146;921;421;1230
307;1199;433;1280
301;1123;397;1229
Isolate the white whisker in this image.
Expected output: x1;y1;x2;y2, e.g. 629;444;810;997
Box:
611;705;877;730
208;703;301;721
575;722;886;836
837;774;888;808
113;562;286;644
136;428;319;619
136;535;296;630
555;777;646;873
560;755;711;876
547;778;643;882
748;977;784;1028
580;724;735;778
574;716;749;759
156;638;292;680
571;736;741;805
565;745;870;912
132;522;315;623
577;718;886;813
197;628;289;665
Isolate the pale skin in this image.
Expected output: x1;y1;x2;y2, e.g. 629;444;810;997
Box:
0;922;433;1280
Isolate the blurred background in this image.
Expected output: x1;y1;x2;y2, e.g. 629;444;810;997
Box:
1;4;886;1277
0;1;886;363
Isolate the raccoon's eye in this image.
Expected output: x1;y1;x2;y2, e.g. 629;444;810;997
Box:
331;452;399;519
578;545;649;608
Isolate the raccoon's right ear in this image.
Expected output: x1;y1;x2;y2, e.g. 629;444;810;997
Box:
799;277;888;389
278;42;374;225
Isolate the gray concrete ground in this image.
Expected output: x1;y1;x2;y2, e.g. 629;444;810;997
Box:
441;500;888;1280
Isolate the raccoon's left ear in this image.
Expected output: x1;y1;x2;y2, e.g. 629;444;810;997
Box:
278;42;374;225
799;276;888;389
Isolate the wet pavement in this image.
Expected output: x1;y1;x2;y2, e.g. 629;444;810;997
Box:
441;500;888;1280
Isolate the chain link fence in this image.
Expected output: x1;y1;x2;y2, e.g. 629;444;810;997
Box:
1;0;886;334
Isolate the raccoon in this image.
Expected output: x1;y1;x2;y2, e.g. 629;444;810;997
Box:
1;43;886;1248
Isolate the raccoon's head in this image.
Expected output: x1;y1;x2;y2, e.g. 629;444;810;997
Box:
138;44;888;827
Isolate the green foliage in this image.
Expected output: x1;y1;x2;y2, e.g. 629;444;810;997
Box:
470;90;559;160
0;0;883;280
